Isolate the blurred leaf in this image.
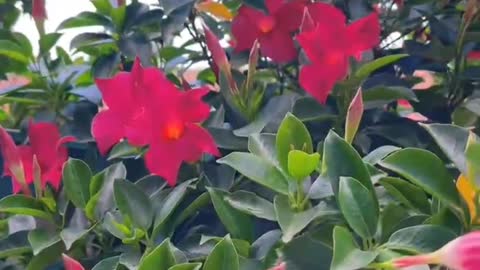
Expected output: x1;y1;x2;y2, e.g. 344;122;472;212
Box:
26;241;64;270
197;1;233;21
200;236;250;257
331;226;378;270
292;97;337;122
345;88;363;144
380;177;431;214
378;204;409;242
283;232;332;270
379;148;461;213
153;179;193;232
355;54;408;80
57;12;113;30
0;195;52;220
108;140;143;160
225;191;276;221
92;256;120;270
61;226;93;250
70;32;113;51
138;239;176;270
159;0;196;15
248;133;279;167
208;127;248;150
0;40;31;63
363;146;401;165
168;263;202;270
338;177;378;239
91;0;113;15
276;113;313;174
0;231;30;258
275;195;338;242
203;236;239;270
114;179;153;230
39;33;62;55
208;188;254;241
383;225;457;254
218;152;289;194
363;86;417;109
28;229;60;256
63;158;92;209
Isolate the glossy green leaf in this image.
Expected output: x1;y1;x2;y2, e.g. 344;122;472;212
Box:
276;113;313;173
287;150;320;180
274;195;338;242
225;191;276;221
384;225;457;254
62;158;92;209
168;263;202;270
380;177;430;214
379;148;461;211
91;0;113;15
363;146;401;164
26;241;64;270
114;179;153;230
218;152;289;194
39;33;62;55
248;133;279;167
331;226;378;270
92;256;120;270
200;235;250;257
57;11;113;30
61;226;93;250
0;231;30;259
153;179;193;232
345;88;363;144
378;204;409;242
321;131;375;202
363;86;418;108
355;54;408;79
138;239;176;270
283;231;333;270
338;177;378;239
0;40;31;63
0;195;51;220
208;188;253;241
28;229;61;256
203;236;239;270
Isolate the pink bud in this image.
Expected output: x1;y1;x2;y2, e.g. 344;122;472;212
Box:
63;254;85;270
393;231;480;270
32;0;47;21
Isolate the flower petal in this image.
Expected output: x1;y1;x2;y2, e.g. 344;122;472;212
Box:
12;146;33;194
232;6;262;52
28;122;62;170
346;12;381;57
95;73;133;111
266;0;284;14
63;254;85;270
299;63;345;104
274;1;305;32
144;142;183;186
307;2;346;27
0;126;24;185
91;110;125;155
179;88;212;123
259;29;297;63
181;123;220;161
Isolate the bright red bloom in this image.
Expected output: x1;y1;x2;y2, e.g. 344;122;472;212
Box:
231;0;304;63
0;122;74;194
393;231;480;270
297;3;380;103
92;58;220;186
468;51;480;60
63;254;85;270
32;0;47;21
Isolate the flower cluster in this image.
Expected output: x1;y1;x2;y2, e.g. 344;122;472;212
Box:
92;58;219;186
0;121;74;194
231;0;380;104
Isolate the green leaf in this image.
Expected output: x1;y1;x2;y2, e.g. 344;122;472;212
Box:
274;195;338;242
57;11;113;30
384;225;457;254
28;229;61;256
207;188;254;241
287;150;320;180
248;133;279;167
39;33;62;55
92;256;120;270
61;226;93;250
0;195;52;220
331;227;378;270
422;123;469;175
283;231;333;270
379;177;431;214
114;179;153;230
355;54;408;79
203;236;240;270
0;40;31;63
160;0;196;15
363;86;418;108
62;158;92;209
218;152;289;195
153;179;193;232
338;177;378;239
465;132;480;185
91;0;113;15
363;146;401;164
200;236;250;257
225;191;276;221
321;131;376;202
292;97;337;122
138;239;176;270
276;113;313;173
168;263;202;270
379;148;461;212
26;241;64;270
345;88;363;144
0;231;31;259
378;204;409;242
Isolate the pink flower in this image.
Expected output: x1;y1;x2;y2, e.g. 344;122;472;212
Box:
269;262;286;270
32;0;47;21
63;254;84;270
393;231;480;270
0;122;75;194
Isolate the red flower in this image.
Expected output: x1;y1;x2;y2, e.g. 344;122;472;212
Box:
63;254;85;270
297;3;380;103
392;231;480;270
0;122;74;194
92;58;220;186
468;51;480;61
32;0;47;21
231;0;304;63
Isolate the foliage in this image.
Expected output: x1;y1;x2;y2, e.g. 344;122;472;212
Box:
0;0;479;269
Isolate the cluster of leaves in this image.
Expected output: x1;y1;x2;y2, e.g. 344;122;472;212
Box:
1;0;480;270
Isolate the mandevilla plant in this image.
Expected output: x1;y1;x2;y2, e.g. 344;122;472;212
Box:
1;0;480;269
